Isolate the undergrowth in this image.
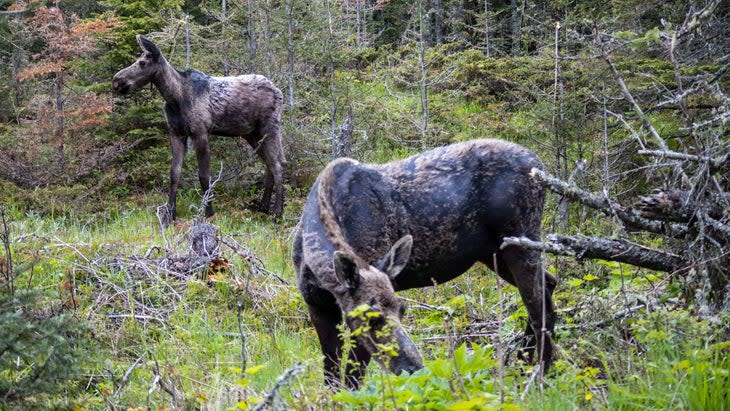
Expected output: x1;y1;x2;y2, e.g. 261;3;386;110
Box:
1;191;728;410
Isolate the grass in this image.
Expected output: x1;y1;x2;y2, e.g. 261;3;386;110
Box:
2;187;729;410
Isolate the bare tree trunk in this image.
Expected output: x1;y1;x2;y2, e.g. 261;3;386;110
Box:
333;108;354;159
326;0;338;148
54;71;65;173
430;0;443;45
286;0;296;115
184;15;191;70
247;0;257;61
552;22;570;229
355;0;363;47
221;0;229;75
418;1;429;146
452;0;465;43
510;0;521;56
11;35;22;110
262;0;273;79
285;0;297;186
483;0;491;56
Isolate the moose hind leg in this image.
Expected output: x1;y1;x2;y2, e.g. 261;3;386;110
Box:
256;126;285;218
501;245;556;372
484;252;537;361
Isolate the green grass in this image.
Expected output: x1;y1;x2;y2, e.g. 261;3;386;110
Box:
1;189;728;410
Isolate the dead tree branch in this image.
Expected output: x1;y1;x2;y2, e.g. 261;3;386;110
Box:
252;363;304;411
602;54;667;150
529;168;685;236
636;189;729;223
502;234;684;273
560;301;656;331
638;149;729;172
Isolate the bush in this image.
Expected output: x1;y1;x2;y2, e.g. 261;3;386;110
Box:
0;290;92;408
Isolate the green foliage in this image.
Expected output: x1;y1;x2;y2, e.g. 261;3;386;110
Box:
604;310;730;410
0;290;92;408
0;0;728;409
334;343;521;410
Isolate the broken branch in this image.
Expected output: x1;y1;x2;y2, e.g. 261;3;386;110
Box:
529;168;685;236
502;234;684;273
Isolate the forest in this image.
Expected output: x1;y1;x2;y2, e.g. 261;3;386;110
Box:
1;0;729;409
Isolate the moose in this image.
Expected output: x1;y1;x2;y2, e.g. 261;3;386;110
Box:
112;35;285;222
292;139;557;388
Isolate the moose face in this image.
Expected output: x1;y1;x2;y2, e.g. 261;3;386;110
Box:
333;236;424;375
112;35;163;95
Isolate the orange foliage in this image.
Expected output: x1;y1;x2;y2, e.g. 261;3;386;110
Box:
66;93;112;132
18;4;117;80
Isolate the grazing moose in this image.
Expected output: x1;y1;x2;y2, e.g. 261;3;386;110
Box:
112;35;285;222
292;139;557;388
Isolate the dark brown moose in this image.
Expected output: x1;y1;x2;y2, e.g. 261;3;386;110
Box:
112;35;285;222
292;139;557;388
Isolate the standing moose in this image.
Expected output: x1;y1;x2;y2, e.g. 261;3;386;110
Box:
292;139;557;388
112;35;285;222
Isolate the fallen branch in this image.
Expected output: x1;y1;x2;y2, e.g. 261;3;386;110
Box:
113;356;144;399
153;361;186;410
252;363;305;411
502;234;684;273
603;54;667;150
638;149;728;171
560;302;655;331
500;235;573;256
637;189;729;223
529;168;686;236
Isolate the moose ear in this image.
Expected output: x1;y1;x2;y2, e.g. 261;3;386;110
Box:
136;35;161;59
379;235;413;280
333;251;360;294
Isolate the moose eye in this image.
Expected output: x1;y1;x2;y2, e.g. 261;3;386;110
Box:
139;60;146;68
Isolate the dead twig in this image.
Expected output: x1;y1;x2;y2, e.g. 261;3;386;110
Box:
252;363;305;411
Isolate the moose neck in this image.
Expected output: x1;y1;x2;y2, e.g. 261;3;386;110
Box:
151;60;187;109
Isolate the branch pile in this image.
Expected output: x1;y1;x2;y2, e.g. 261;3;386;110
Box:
80;219;286;327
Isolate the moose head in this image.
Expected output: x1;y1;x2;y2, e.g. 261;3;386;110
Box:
332;235;423;376
112;35;164;95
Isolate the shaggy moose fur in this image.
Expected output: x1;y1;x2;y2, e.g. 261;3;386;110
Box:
292;138;557;388
112;35;285;221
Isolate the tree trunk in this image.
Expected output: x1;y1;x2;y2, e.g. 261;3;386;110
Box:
221;0;229;75
510;0;521;56
54;71;65;173
430;0;443;45
483;0;491;56
333;108;354;159
326;0;338;150
355;0;363;47
247;0;257;61
418;1;429;146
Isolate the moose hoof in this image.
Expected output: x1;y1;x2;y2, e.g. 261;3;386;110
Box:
516;335;537;364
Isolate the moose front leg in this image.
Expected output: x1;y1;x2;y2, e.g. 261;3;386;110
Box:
193;134;214;217
307;303;344;388
165;134;186;225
